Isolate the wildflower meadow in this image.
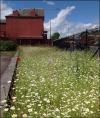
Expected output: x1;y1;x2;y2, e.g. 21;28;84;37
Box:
3;46;99;118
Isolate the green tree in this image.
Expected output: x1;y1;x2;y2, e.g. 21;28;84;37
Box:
95;39;100;46
51;32;60;41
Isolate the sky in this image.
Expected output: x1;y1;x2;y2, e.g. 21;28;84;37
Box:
1;0;100;38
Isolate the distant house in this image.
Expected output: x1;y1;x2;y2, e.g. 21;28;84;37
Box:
0;9;48;45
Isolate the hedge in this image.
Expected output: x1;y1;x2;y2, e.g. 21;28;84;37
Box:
0;40;17;51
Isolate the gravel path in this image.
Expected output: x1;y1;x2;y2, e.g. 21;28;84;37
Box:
0;56;12;76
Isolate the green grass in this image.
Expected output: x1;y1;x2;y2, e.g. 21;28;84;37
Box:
3;46;99;118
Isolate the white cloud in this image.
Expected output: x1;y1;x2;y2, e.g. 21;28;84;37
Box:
67;23;98;36
1;1;13;19
46;1;55;5
44;6;99;38
43;0;55;5
44;6;76;38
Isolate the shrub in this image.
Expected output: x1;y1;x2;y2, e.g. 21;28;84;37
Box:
0;40;17;51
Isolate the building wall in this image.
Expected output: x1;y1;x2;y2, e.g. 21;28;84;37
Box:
6;17;44;40
0;23;6;38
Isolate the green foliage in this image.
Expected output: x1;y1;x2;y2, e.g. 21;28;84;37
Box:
95;39;100;46
51;32;60;40
0;40;17;51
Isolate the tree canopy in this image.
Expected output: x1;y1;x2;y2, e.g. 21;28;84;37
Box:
51;32;60;41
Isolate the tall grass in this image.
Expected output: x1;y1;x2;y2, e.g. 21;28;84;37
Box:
3;46;99;118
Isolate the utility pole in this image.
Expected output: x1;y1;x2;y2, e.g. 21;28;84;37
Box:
50;20;51;39
67;24;69;37
50;20;53;46
85;29;88;50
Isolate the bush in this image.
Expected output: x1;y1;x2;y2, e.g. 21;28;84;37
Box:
0;40;17;51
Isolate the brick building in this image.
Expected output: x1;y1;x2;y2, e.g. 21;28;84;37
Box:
0;9;48;45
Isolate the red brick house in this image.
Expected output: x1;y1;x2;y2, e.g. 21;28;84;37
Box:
0;9;48;45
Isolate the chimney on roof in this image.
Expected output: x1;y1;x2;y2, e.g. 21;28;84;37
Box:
30;9;36;16
13;10;20;16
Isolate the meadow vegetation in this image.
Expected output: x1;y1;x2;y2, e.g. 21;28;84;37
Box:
3;46;99;118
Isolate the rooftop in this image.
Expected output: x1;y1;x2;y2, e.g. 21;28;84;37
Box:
6;8;44;17
18;8;44;16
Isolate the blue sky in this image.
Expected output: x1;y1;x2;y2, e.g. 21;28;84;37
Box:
3;0;99;23
2;0;99;37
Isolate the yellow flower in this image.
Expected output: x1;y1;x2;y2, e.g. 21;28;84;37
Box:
28;108;32;112
12;99;16;102
12;114;17;118
22;114;27;118
1;100;6;104
10;106;15;110
12;97;17;100
4;108;9;111
34;111;37;114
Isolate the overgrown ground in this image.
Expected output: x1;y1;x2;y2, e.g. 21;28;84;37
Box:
3;46;99;118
